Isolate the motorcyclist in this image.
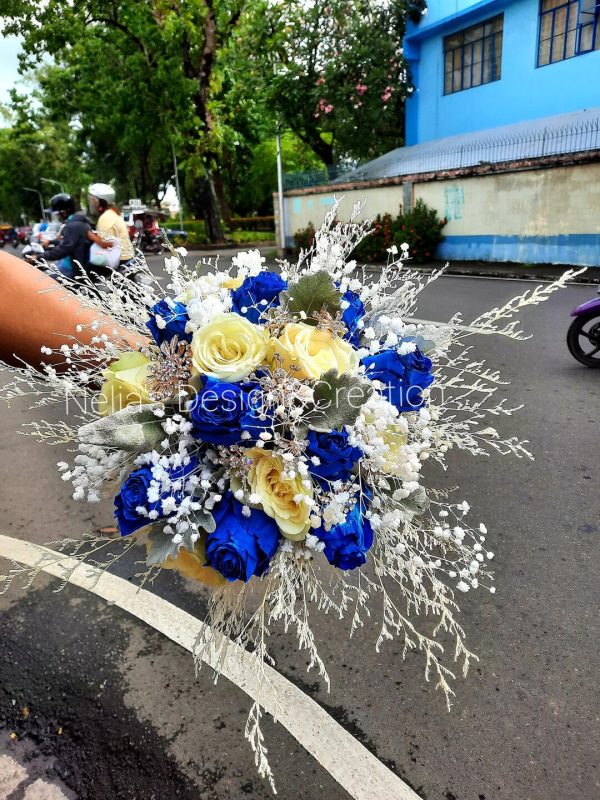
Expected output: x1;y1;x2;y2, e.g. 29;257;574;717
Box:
87;183;135;267
41;194;91;273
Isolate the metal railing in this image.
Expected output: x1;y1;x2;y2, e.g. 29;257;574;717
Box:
282;164;346;191
282;117;600;190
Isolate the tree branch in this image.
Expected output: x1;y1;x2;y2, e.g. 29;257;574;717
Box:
91;13;155;67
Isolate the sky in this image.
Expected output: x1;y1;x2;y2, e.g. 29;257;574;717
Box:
0;34;25;109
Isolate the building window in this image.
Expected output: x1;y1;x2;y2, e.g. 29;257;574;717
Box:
538;0;600;67
444;15;503;95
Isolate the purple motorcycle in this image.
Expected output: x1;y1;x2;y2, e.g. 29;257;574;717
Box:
568;292;600;367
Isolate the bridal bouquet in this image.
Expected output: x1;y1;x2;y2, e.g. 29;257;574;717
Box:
0;201;576;789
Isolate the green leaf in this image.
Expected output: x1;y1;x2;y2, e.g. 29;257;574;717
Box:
305;369;373;432
283;270;341;323
78;404;165;452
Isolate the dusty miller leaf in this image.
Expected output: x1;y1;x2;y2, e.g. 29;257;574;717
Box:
282;270;341;322
78;404;165;452
190;507;216;534
146;528;181;566
305;369;373;432
145;510;215;567
399;485;430;516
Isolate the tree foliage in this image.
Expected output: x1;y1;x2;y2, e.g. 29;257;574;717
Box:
0;0;426;233
234;0;427;164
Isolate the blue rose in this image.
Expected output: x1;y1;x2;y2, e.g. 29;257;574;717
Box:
306;429;362;481
115;458;198;537
361;345;433;412
188;378;272;446
205;492;281;582
231;271;287;324
146;299;192;344
316;500;374;571
341;290;365;347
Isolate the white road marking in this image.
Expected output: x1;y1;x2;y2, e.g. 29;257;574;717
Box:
423;272;596;286
0;534;421;800
404;317;483;334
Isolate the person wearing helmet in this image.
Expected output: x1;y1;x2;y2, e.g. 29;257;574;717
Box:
87;183;135;266
42;194;92;272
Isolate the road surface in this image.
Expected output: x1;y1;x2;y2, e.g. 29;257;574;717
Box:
0;265;598;800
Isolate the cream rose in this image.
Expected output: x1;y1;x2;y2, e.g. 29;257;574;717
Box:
221;274;244;290
243;448;313;540
98;351;152;417
191;313;269;382
270;322;359;380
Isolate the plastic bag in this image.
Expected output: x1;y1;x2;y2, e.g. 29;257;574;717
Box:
90;241;121;270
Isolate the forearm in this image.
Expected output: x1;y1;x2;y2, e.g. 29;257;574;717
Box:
0;250;144;368
88;231;112;248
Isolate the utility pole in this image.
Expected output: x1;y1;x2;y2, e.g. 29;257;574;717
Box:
22;187;45;220
276;124;286;257
171;140;184;231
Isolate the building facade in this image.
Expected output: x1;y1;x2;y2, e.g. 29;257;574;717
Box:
277;0;600;267
405;0;600;145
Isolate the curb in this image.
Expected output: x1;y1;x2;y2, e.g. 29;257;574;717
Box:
0;534;422;800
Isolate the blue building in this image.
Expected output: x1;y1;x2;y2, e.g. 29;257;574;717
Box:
405;0;600;145
280;0;600;266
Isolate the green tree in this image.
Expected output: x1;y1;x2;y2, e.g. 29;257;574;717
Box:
235;0;427;165
0;94;90;223
240;132;324;215
2;0;261;242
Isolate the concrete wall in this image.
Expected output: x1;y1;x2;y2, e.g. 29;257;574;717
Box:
281;160;600;266
282;186;405;246
405;0;600;145
414;162;600;265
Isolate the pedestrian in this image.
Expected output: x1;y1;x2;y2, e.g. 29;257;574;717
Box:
87;183;136;268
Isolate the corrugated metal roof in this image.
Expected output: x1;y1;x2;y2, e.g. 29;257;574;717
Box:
335;107;600;183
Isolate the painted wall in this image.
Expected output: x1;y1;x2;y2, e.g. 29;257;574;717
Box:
405;0;600;145
282;187;405;245
414;163;600;264
281;161;600;266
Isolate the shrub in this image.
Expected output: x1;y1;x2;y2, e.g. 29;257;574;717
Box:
354;213;395;263
229;216;275;232
353;200;446;263
394;199;446;264
293;201;446;262
294;222;316;252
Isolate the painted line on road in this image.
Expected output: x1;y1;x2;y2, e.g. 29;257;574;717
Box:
405;317;486;334
422;272;597;286
0;534;421;800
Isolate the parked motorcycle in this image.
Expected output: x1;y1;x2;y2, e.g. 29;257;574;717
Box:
567;291;600;367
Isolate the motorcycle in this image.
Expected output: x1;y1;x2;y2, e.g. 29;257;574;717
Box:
23;243;152;292
132;228;162;255
0;225;19;249
567;290;600;367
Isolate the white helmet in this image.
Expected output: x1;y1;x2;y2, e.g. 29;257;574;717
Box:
88;182;116;205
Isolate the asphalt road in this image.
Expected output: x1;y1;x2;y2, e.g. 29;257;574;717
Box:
1;264;599;800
